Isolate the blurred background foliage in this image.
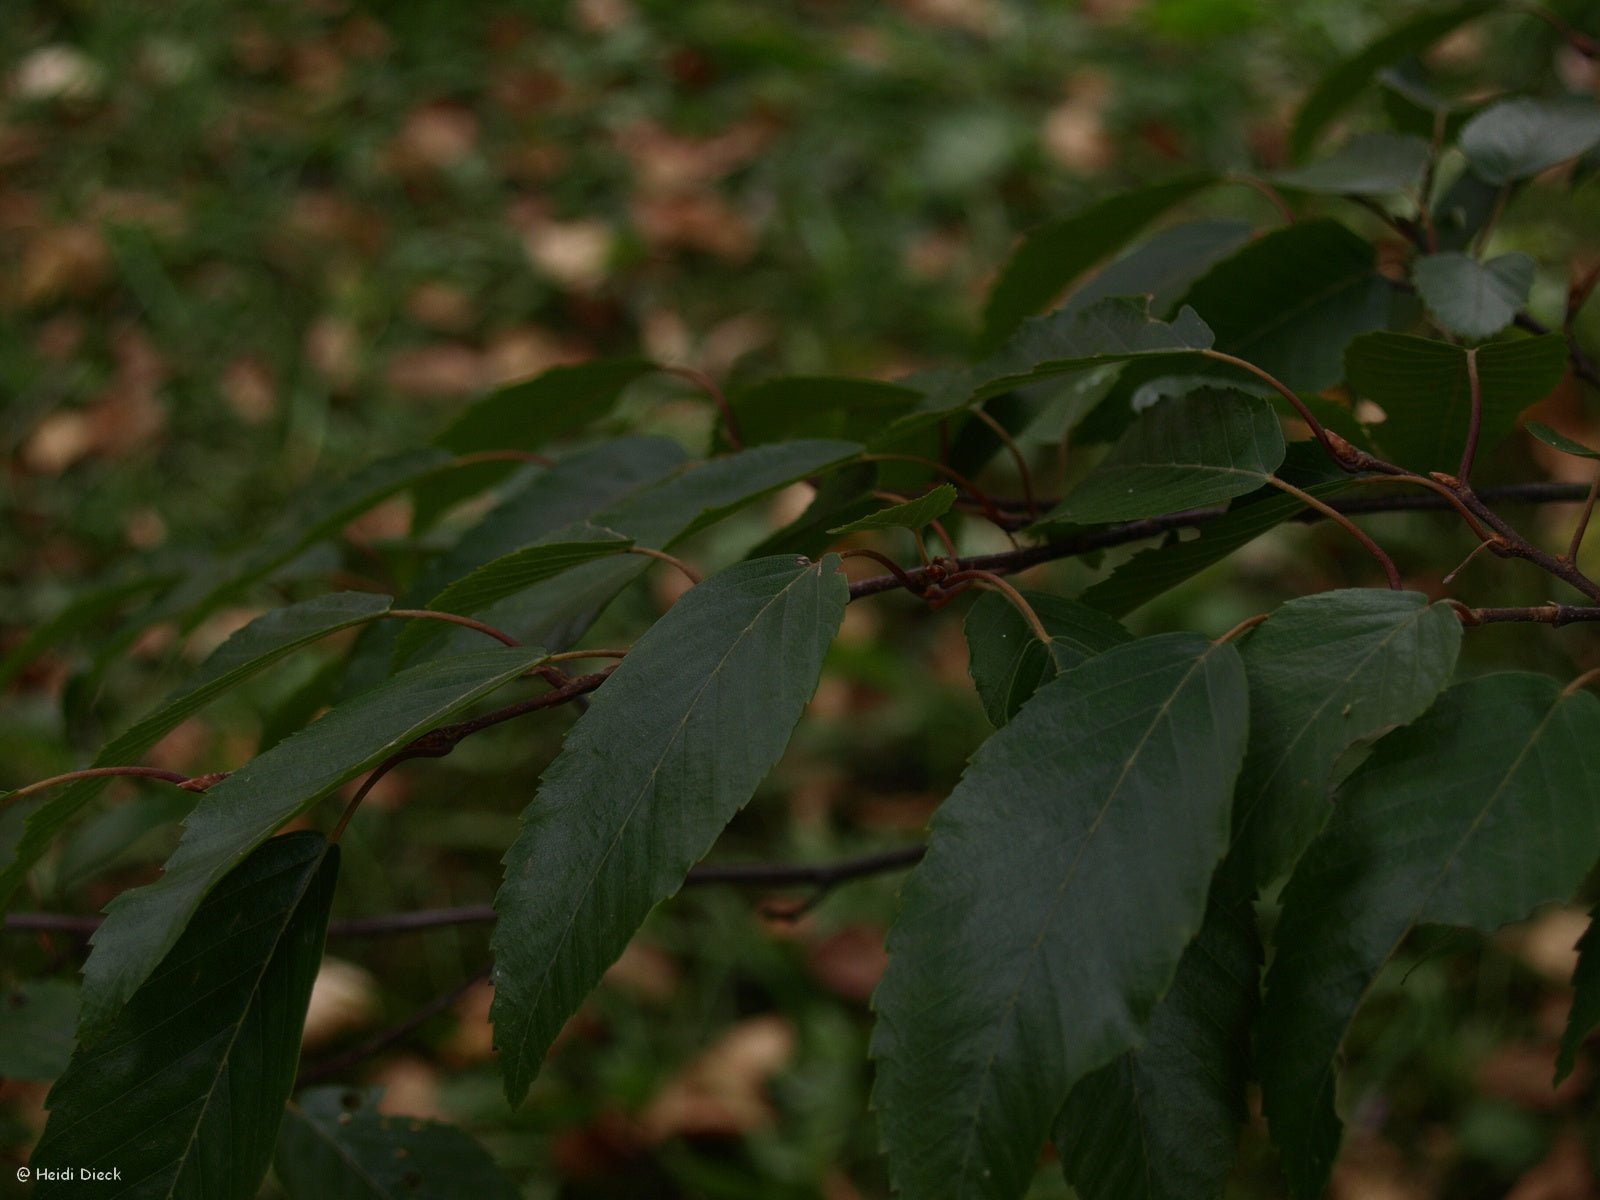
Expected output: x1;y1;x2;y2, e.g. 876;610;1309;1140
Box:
3;0;1600;1196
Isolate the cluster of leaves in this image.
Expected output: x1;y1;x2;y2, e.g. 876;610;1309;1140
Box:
5;3;1600;1197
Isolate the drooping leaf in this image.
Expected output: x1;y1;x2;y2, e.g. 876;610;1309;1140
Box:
1556;906;1600;1085
1460;97;1600;185
1412;251;1535;340
1259;673;1600;1198
407;440;861;664
1270;133;1431;195
1110;220;1390;414
1232;589;1462;892
978;176;1214;352
0;591;394;910
1035;391;1285;527
1080;446;1352;616
1527;421;1600;460
1345;331;1568;472
79;645;546;1040
1063;220;1255;321
491;555;848;1105
0;980;80;1082
963;588;1132;727
392;532;634;665
1288;1;1497;159
731;377;923;447
830;485;957;534
275;1087;519;1200
1054;886;1259;1200
871;634;1249;1200
35;832;338;1198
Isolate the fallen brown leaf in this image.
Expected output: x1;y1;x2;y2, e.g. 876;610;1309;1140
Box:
640;1015;796;1141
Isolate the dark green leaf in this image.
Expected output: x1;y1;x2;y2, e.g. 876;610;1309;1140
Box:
1288;2;1497;159
963;588;1132;727
416;357;655;525
276;1087;518;1200
1271;133;1431;194
1527;421;1600;460
978;177;1214;353
748;463;880;558
1259;674;1600;1198
1557;906;1600;1085
1055;886;1259;1200
830;485;956;534
1080;447;1352;616
35;832;338;1198
1117;220;1390;406
1378;70;1484;142
1460;97;1600;185
79;645;545;1039
0;592;393;910
0;980;80;1082
1064;220;1255;320
1037;391;1285;527
392;533;634;665
1412;252;1534;340
731;377;922;447
1233;590;1462;891
872;634;1249;1200
1346;332;1568;472
491;555;848;1105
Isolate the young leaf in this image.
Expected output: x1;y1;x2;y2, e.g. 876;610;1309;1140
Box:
1345;331;1568;473
1270;133;1431;195
1259;674;1600;1198
0;591;393;910
871;634;1249;1200
1459;97;1600;185
491;555;849;1105
829;484;957;534
1556;906;1600;1085
0;980;80;1082
1411;251;1534;341
1232;590;1462;891
1527;421;1600;460
1054;886;1259;1200
392;532;634;665
1288;1;1497;159
1035;391;1285;527
978;176;1214;353
275;1087;518;1200
79;645;546;1040
963;588;1132;727
34;832;338;1198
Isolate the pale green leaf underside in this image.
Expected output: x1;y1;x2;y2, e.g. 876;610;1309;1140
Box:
871;633;1249;1200
1037;391;1285;527
830;484;957;534
36;832;337;1199
79;645;546;1039
491;555;848;1105
1260;674;1600;1198
0;591;394;909
1271;133;1430;195
1460;97;1600;184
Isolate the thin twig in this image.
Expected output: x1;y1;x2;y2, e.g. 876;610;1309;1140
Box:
385;610;520;647
1462;604;1600;626
1226;173;1296;224
4;766;191;804
1215;613;1269;645
862;454;1012;534
1459;347;1484;484
938;570;1051;644
1568;467;1600;564
971;408;1038;516
662;365;743;450
1265;477;1402;589
295;964;493;1089
449;449;555;469
1198;349;1342;463
628;545;703;586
